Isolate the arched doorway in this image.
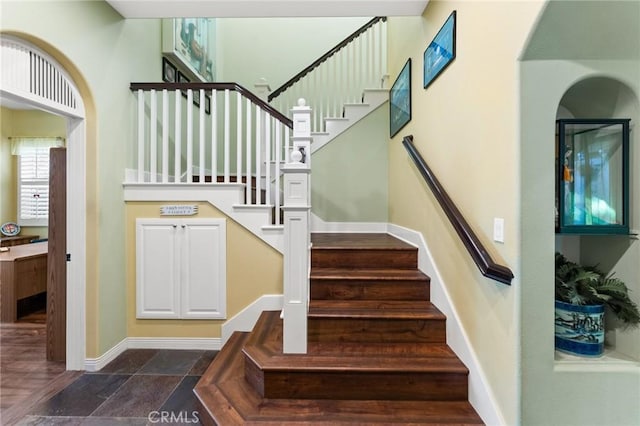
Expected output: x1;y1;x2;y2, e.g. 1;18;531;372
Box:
1;34;87;370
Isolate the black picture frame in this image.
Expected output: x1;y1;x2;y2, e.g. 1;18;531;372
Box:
162;57;177;83
423;10;456;90
389;58;411;138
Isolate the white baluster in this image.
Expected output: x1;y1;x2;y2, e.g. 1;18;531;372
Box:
246;98;252;204
211;89;217;181
224;89;230;182
265;115;271;207
274;121;281;226
174;89;181;182
162;89;169;183
150;89;157;183
236;91;243;183
186;89;193;184
137;89;144;183
199;89;205;183
255;105;262;204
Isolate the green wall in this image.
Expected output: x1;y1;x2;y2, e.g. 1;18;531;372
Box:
311;103;389;222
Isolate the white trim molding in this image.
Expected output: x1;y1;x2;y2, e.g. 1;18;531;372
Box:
84;337;223;372
221;294;284;345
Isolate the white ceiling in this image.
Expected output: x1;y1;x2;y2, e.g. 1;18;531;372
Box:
105;0;429;18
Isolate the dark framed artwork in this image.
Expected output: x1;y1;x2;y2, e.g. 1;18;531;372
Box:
389;58;411;138
423;10;456;89
162;57;177;83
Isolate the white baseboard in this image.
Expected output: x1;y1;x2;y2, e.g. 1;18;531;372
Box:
84;337;222;372
84;338;129;372
221;294;284;345
387;223;504;426
310;213;387;233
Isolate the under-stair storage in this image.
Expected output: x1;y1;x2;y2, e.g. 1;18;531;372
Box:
194;233;484;425
136;218;226;319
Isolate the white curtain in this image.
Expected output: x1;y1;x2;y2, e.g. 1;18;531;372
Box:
10;136;65;155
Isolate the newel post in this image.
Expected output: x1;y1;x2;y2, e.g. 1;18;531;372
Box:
281;99;312;354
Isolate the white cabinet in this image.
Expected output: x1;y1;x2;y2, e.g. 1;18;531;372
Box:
136;218;226;319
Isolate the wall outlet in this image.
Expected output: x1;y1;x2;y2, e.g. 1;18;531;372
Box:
493;218;505;243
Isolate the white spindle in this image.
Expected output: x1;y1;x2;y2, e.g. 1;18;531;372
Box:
275;122;281;226
265;115;271;207
236;91;243;183
211;90;218;181
246;98;252;204
186;89;194;183
174;89;181;182
137;89;144;182
224;89;230;182
199;89;205;183
319;64;325;128
313;72;319;132
255;106;262;204
150;89;157;183
285;125;290;162
382;20;388;81
369;27;375;87
162;90;169;183
376;22;382;86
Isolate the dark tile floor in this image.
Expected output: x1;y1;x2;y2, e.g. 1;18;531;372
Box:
16;349;218;425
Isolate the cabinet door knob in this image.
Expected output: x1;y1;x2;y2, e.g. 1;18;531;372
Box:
181;224;186;228
172;224;177;228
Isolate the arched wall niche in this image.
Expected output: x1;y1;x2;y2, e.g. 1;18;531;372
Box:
554;75;640;361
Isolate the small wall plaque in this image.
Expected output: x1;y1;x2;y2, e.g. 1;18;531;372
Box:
160;205;198;216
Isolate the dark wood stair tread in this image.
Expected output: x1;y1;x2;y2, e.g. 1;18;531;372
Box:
308;300;445;319
196;330;483;425
244;312;466;374
311;233;416;250
311;267;429;281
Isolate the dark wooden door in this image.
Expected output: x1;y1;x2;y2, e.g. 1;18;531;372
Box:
47;147;66;362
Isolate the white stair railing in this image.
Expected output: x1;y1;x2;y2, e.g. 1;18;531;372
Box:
268;17;387;133
129;82;292;223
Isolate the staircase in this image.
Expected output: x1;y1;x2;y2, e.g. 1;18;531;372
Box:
310;88;388;154
194;233;484;425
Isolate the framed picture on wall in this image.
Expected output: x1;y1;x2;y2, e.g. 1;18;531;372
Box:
423;10;456;89
389;58;412;138
162;57;177;83
162;18;216;82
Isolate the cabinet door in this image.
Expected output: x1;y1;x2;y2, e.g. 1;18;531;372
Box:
136;220;180;318
181;219;226;319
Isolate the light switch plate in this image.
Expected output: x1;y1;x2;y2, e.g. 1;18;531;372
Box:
493;218;504;243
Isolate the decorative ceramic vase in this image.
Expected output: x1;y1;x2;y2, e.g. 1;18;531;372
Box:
554;300;604;357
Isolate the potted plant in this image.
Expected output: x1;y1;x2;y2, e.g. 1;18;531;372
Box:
555;252;640;357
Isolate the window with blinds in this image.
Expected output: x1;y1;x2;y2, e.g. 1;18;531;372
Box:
18;147;50;226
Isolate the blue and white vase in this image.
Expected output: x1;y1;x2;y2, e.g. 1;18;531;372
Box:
554;300;604;357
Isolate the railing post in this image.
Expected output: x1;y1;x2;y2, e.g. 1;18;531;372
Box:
281;98;312;354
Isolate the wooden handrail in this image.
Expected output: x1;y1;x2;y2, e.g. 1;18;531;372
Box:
130;82;293;128
402;136;513;285
268;17;387;102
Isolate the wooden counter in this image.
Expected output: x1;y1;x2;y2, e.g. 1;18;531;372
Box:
1;235;39;247
0;242;48;322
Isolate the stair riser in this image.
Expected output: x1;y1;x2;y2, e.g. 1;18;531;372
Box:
259;371;469;401
312;249;417;269
311;279;429;301
308;318;446;344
